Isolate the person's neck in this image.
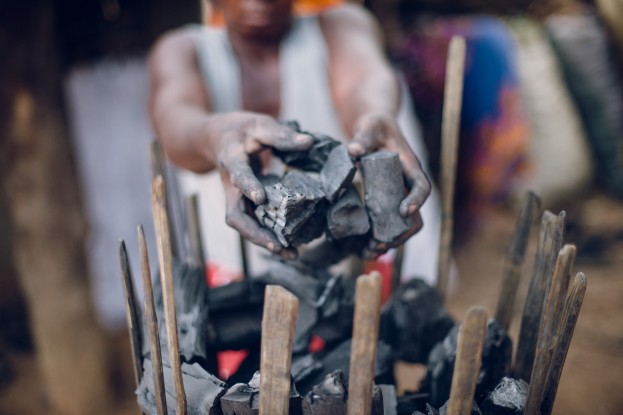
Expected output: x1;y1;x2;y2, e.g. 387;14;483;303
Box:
227;29;284;62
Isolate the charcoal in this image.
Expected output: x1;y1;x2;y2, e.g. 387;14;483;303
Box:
221;371;303;415
396;392;429;415
422;319;512;407
292;354;323;386
302;370;347;415
361;151;413;243
309;276;357;347
255;171;326;247
296;339;393;395
379;384;398;415
274;129;341;172
480;377;528;415
326;186;370;239
371;384;385;415
320;145;356;202
136;357;226;415
413;403;439;415
299;236;369;269
380;279;454;363
210;304;263;350
207;279;265;313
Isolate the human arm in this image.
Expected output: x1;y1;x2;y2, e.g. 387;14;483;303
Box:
148;30;312;258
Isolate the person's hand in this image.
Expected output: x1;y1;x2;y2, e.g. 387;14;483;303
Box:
347;112;431;259
213;112;313;259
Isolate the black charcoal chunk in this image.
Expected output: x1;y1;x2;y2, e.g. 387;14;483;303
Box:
379;384;398;415
274;131;341;171
422;320;512;407
480;377;528;415
321;145;356;202
372;384;385;415
302;370;347;415
299;235;370;269
326;186;370;239
361;151;413;243
380;279;454;363
396;392;429;415
412;403;440;415
292;354;324;386
137;358;226;415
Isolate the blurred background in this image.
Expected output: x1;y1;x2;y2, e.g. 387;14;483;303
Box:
1;0;622;413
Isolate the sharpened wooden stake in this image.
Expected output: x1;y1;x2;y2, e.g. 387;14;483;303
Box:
514;210;565;381
437;36;466;302
525;244;576;415
446;306;488;415
151;139;178;258
540;272;587;415
185;194;206;269
259;285;299;415
495;192;540;331
138;225;168;415
347;272;382;415
152;175;187;415
118;240;143;388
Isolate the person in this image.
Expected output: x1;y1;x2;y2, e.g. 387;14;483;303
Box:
148;0;440;281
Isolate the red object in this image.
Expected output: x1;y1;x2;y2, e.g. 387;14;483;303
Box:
363;251;395;305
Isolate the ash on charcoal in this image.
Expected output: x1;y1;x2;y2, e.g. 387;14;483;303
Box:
136;357;226;415
380;279;454;363
422;319;512;408
480;377;528;415
326;186;370;239
361;151;413;243
302;370;347;415
221;371;302;415
320;145;356;202
255;171;326;247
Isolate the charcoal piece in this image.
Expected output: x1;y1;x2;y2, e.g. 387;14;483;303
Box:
211;304;264;350
221;371;303;415
379;384;397;415
302;370;347;415
207;279;265;313
320;145;356;202
255;171;325;247
371;384;384;415
480;377;528;415
299;235;370;269
380;279;454;363
292;354;323;386
136;358;226;415
360;151;413;243
422;319;512;407
293;301;319;354
259;262;324;306
326;187;370;239
413;403;439;415
396;392;429;415
274;130;341;172
296;339;393;395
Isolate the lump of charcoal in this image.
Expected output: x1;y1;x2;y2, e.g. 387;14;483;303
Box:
422;319;512;408
326;186;370;239
221;371;303;415
273;127;341;172
302;370;347;415
255;171;326;247
413;403;440;415
380;279;454;363
292;354;324;386
361;151;414;243
379;384;398;415
320;145;356;202
396;392;429;415
480;377;527;415
137;357;226;415
295;339;393;395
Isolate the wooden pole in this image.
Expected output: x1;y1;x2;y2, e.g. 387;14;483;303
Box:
138;225;168;415
446;306;488;415
152;175;187;415
437;36;466;301
495;192;540;331
150;140;178;258
185;194;206;269
347;272;383;415
524;244;576;415
259;285;299;415
514;210;565;381
541;272;587;415
118;239;144;388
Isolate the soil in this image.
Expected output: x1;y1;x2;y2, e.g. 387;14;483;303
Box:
1;192;622;414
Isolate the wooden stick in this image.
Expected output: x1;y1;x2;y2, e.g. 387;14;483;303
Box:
525;244;576;415
138;225;168;415
152;175;186;415
347;272;383;415
185;194;206;269
514;210;565;381
259;285;299;415
540;272;587;415
437;36;466;302
239;235;250;279
150;139;178;258
495;192;540;331
446;306;488;415
118;239;143;388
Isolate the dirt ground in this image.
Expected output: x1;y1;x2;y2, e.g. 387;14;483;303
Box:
1;192;622;414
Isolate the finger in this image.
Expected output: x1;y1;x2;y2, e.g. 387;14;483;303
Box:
365;211;423;256
225;196;298;260
399;152;431;216
348;128;379;158
220;144;266;205
248;120;313;151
